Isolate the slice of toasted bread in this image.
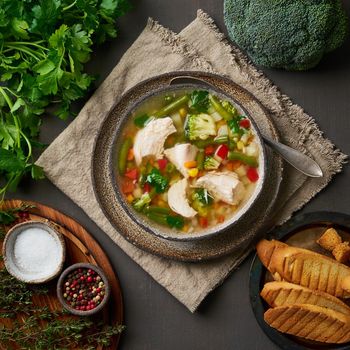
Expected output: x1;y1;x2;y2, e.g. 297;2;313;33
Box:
264;304;350;343
257;239;350;298
261;281;350;315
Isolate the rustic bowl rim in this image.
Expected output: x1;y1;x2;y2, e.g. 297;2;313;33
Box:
56;262;110;316
107;73;268;241
3;220;66;284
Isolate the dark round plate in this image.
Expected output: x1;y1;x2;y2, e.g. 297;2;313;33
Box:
92;71;283;262
250;211;350;350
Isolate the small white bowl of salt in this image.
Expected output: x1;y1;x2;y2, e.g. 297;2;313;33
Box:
3;221;66;284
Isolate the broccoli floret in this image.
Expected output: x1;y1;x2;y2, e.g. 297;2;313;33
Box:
204;156;220;170
146;169;168;193
224;0;348;70
193;189;214;205
132;193;151;212
185;113;216;140
191;189;213;216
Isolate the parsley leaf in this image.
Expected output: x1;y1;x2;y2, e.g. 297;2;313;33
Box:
189;90;210;113
146;169;169;193
0;0;131;197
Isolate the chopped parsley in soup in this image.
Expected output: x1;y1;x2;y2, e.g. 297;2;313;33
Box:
117;90;260;233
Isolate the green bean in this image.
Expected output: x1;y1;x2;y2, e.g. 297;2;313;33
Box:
193;135;228;148
196;150;205;170
209;95;233;121
118;137;132;174
146;212;168;225
228;151;258;167
154;95;190;117
145;206;171;215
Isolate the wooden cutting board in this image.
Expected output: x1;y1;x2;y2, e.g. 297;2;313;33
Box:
0;199;124;350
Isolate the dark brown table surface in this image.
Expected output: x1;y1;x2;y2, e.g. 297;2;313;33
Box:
9;1;350;349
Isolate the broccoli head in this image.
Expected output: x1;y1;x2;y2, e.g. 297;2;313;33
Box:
132;192;151;212
185;113;216;140
224;0;349;70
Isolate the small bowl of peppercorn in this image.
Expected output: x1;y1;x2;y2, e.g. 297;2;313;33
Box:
57;263;110;316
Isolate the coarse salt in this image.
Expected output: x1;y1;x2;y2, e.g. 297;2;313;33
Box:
14;227;62;279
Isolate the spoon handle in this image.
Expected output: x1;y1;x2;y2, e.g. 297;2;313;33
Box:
263;136;323;178
170;76;323;178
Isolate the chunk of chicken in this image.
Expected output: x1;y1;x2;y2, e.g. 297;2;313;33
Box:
167;179;197;218
195;171;245;205
133;117;176;165
164;143;198;178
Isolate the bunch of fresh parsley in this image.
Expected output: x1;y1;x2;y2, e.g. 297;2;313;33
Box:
0;0;131;198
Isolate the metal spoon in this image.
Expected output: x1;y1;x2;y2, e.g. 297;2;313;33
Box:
263;136;323;178
169;75;323;178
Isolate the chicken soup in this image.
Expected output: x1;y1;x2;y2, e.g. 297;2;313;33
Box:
116;89;261;233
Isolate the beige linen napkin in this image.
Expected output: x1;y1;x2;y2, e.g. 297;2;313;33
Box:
37;10;346;312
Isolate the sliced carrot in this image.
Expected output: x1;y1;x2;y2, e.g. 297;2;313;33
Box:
125;168;138;180
213;202;220;210
122;179;134;194
216;215;225;223
226;160;242;171
205;145;215;155
126;194;134;203
127;148;134;161
199;216;208;228
184;160;197;168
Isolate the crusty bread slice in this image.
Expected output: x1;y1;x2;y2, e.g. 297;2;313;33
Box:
256;239;288;267
256;240;288;280
257;239;350;298
264;303;350;343
261;281;350;315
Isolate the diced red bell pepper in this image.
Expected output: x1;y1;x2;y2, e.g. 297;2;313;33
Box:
239;119;251;129
157;158;168;171
247;167;259;182
143;182;151;193
125;168;138;180
215;144;229;161
205;145;215;155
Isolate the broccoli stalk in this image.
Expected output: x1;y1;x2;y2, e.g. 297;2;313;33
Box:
203;156;221;170
185;113;217;140
224;0;349;71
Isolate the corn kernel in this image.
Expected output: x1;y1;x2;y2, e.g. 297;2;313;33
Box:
126;194;134;203
188;168;199;177
179;108;187;118
184;160;197;168
182;225;189;232
237;141;244;150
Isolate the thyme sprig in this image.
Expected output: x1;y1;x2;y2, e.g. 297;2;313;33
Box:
0;203;125;349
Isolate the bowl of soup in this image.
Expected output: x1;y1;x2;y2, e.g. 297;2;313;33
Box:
107;74;267;241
